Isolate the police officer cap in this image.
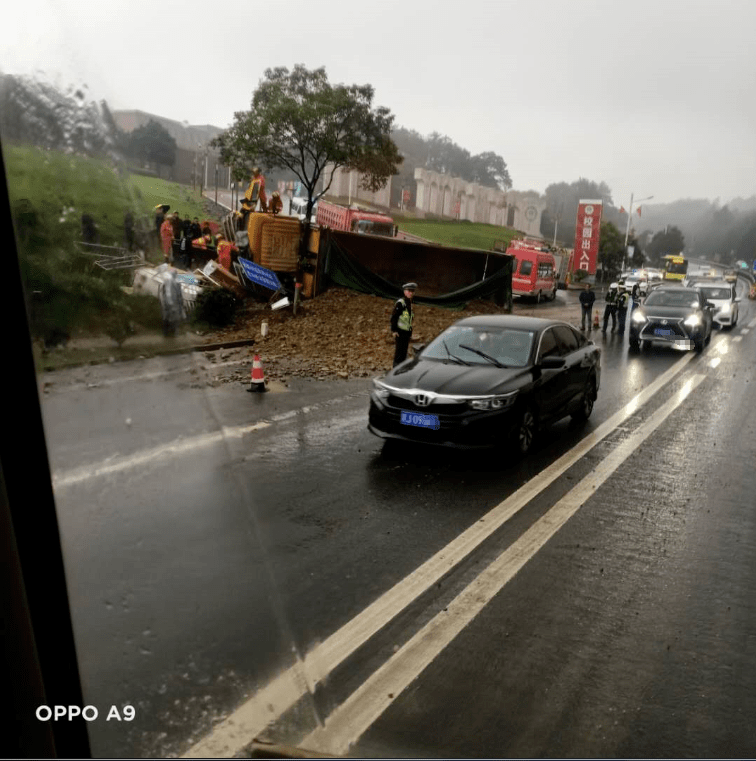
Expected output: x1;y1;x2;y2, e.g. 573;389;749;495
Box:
610;282;619;289
402;282;418;291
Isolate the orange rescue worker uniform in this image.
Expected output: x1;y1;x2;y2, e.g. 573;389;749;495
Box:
160;217;174;259
268;191;283;215
242;167;267;213
216;235;238;271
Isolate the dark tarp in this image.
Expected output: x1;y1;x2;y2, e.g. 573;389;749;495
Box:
324;237;512;310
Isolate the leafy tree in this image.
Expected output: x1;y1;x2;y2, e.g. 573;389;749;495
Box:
597;221;624;281
645;226;685;265
469;151;512;190
127;119;177;169
213;65;402;221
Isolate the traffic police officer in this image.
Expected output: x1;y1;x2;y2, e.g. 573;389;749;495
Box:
616;284;631;335
391;282;417;366
602;282;619;333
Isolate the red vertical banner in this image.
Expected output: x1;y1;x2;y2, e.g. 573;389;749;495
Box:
573;199;603;274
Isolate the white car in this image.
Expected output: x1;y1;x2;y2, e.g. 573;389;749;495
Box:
620;273;649;297
688;281;740;328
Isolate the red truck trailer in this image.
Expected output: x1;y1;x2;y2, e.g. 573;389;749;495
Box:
316;200;397;237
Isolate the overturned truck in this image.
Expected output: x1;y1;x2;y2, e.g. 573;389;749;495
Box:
220;209;513;309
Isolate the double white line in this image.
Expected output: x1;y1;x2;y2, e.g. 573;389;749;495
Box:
185;353;701;757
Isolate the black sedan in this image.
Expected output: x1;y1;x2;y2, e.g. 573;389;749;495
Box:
629;286;714;352
368;315;601;453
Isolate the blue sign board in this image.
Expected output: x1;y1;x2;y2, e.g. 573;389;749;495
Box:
238;259;282;292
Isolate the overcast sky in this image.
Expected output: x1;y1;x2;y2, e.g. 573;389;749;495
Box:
3;0;755;206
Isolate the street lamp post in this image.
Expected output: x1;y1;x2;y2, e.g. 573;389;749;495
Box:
623;192;654;247
623;192;653;268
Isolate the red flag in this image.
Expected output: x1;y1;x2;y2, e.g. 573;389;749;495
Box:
637;206;642;217
619;206;626;214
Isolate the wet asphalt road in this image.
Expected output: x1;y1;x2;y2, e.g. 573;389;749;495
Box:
40;281;756;757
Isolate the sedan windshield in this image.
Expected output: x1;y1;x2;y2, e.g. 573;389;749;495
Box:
644;291;700;308
423;326;535;367
699;287;732;300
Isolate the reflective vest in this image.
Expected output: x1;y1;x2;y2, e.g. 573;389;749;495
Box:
396;298;413;332
617;292;630;309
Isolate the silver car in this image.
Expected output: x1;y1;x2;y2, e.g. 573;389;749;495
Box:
689;281;740;328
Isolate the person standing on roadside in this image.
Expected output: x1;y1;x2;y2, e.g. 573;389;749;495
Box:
602;282;618;333
579;281;596;330
155;206;165;245
160;214;174;261
391;282;417;367
190;217;202;240
616;284;631;335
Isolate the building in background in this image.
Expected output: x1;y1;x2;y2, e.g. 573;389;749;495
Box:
112;110;230;189
319;165;544;237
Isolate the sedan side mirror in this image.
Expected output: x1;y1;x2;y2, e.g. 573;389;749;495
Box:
411;343;426;355
540;355;566;369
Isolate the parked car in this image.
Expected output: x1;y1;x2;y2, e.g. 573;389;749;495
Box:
686;280;740;328
288;196;317;222
368;315;601;453
619;272;649;297
629;286;714;352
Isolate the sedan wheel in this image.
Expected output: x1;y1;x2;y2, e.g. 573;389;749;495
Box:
514;405;537;456
572;378;596;421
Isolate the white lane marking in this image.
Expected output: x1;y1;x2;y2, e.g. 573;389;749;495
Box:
733;336;743;343
52;393;364;490
740;328;750;335
748;317;756;329
303;374;708;756
709;357;721;369
716;340;729;354
183;352;696;758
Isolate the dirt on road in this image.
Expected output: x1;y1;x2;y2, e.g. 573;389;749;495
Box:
44;287;589;387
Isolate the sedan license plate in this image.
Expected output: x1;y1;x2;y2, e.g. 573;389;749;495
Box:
400;410;440;430
654;328;674;336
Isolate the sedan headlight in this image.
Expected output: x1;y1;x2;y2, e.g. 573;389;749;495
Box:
468;391;518;410
631;311;647;324
684;313;702;327
718;303;731;314
372;379;391;399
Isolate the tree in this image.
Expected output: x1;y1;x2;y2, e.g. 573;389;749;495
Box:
645;226;685;265
213;65;402;221
469;151;512;190
127;119;177;169
597;221;624;281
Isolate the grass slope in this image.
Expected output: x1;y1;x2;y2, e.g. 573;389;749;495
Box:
396;216;520;251
5;144;216;249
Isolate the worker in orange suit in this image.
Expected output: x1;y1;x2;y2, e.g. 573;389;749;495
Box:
160;216;174;261
268;191;283;215
215;233;238;271
241;167;267;213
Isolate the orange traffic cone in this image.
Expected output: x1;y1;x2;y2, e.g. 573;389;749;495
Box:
248;354;267;392
593;310;600;329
